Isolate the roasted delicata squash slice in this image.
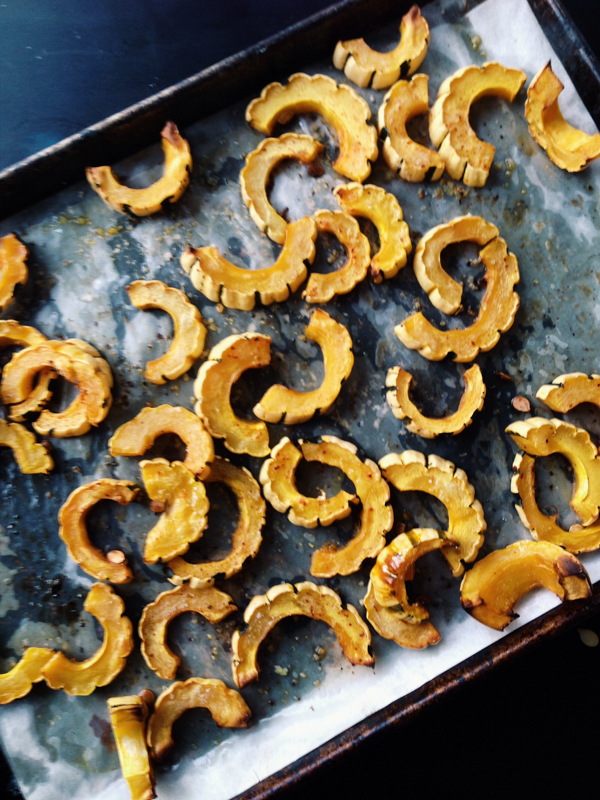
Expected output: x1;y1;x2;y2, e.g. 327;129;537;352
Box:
254;309;353;424
506;417;600;527
86;121;192;216
148;678;251;761
333;5;429;90
169;456;266;587
380;450;485;576
141;459;209;564
58;479;139;583
525;62;600;172
194;333;271;458
0;320;54;420
536;372;600;413
386;363;485;438
333;183;411;282
0;419;53;473
108;695;156;800
412;215;499;315
240;133;324;244
0;233;28;311
429;62;526;186
246;72;378;182
302;210;371;304
378;74;444;182
396;237;520;362
139;585;236;679
0;647;55;705
259;437;356;529
231;582;373;688
0;320;46;349
127;280;206;384
181;216;317;311
42;583;133;695
460;540;591;630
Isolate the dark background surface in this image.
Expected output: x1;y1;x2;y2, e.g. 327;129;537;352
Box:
1;1;600;798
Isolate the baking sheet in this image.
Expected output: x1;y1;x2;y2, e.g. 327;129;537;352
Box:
1;0;599;798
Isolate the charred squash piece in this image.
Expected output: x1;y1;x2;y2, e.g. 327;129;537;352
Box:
0;648;55;705
386;363;486;438
380;450;485;576
429;62;526;186
0;418;53;473
395;237;520;362
536;372;600;413
231;581;373;688
0;320;54;420
127;280;206;384
0;233;28;311
108;695;156;800
460;540;591;630
333;5;429;90
42;583;133;695
246;72;378;182
181;216;317;311
139;585;236;679
86;121;192;216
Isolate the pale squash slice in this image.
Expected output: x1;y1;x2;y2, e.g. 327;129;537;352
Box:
333;5;429;90
0;419;53;473
378;74;444;182
0;233;28;311
231;581;373;688
240;133;324;244
42;583;133;695
58;479;139;583
181;216;317;311
333;183;412;282
536;372;600;413
148;678;251;761
412;215;499;315
506;417;600;527
108;695;156;800
194;333;271;458
379;450;485;576
109;404;214;479
0;648;55;705
429;62;526;186
86;121;192;216
169;456;266;588
302;210;371;303
460;540;591;630
395;237;520;362
0;320;54;420
246;72;379;182
259;437;356;529
127;280;206;384
386;363;485;438
525;62;600;172
254;309;353;424
139;585;236;679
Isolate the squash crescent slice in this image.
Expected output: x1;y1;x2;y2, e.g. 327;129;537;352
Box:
386;363;485;438
108;695;156;800
536;372;600;413
333;5;429;90
148;678;251;761
127;280;206;384
254;309;353;424
181;215;317;311
58;479;138;583
506;417;600;527
0;233;28;311
305;436;393;577
169;456;266;587
240;133;324;244
378;74;444;182
141;459;209;564
379;450;485;576
429;62;526;186
86;121;192;216
302;210;371;303
0;320;54;421
259;437;356;529
0;419;53;473
525;62;600;172
231;581;373;688
412;215;499;315
42;583;133;695
395;236;520;362
460;540;591;630
0;647;55;705
333;183;412;283
194;333;271;458
139;585;236;679
246;72;379;182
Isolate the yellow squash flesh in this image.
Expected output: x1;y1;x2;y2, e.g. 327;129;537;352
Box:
536;372;600;413
108;695;156;800
0;648;55;705
0;320;54;420
0;233;28;311
0;419;53;473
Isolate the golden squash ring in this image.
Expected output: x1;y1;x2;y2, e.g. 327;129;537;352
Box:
0;233;28;311
0;648;55;705
0;419;53;474
0;320;54;421
536;372;600;413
